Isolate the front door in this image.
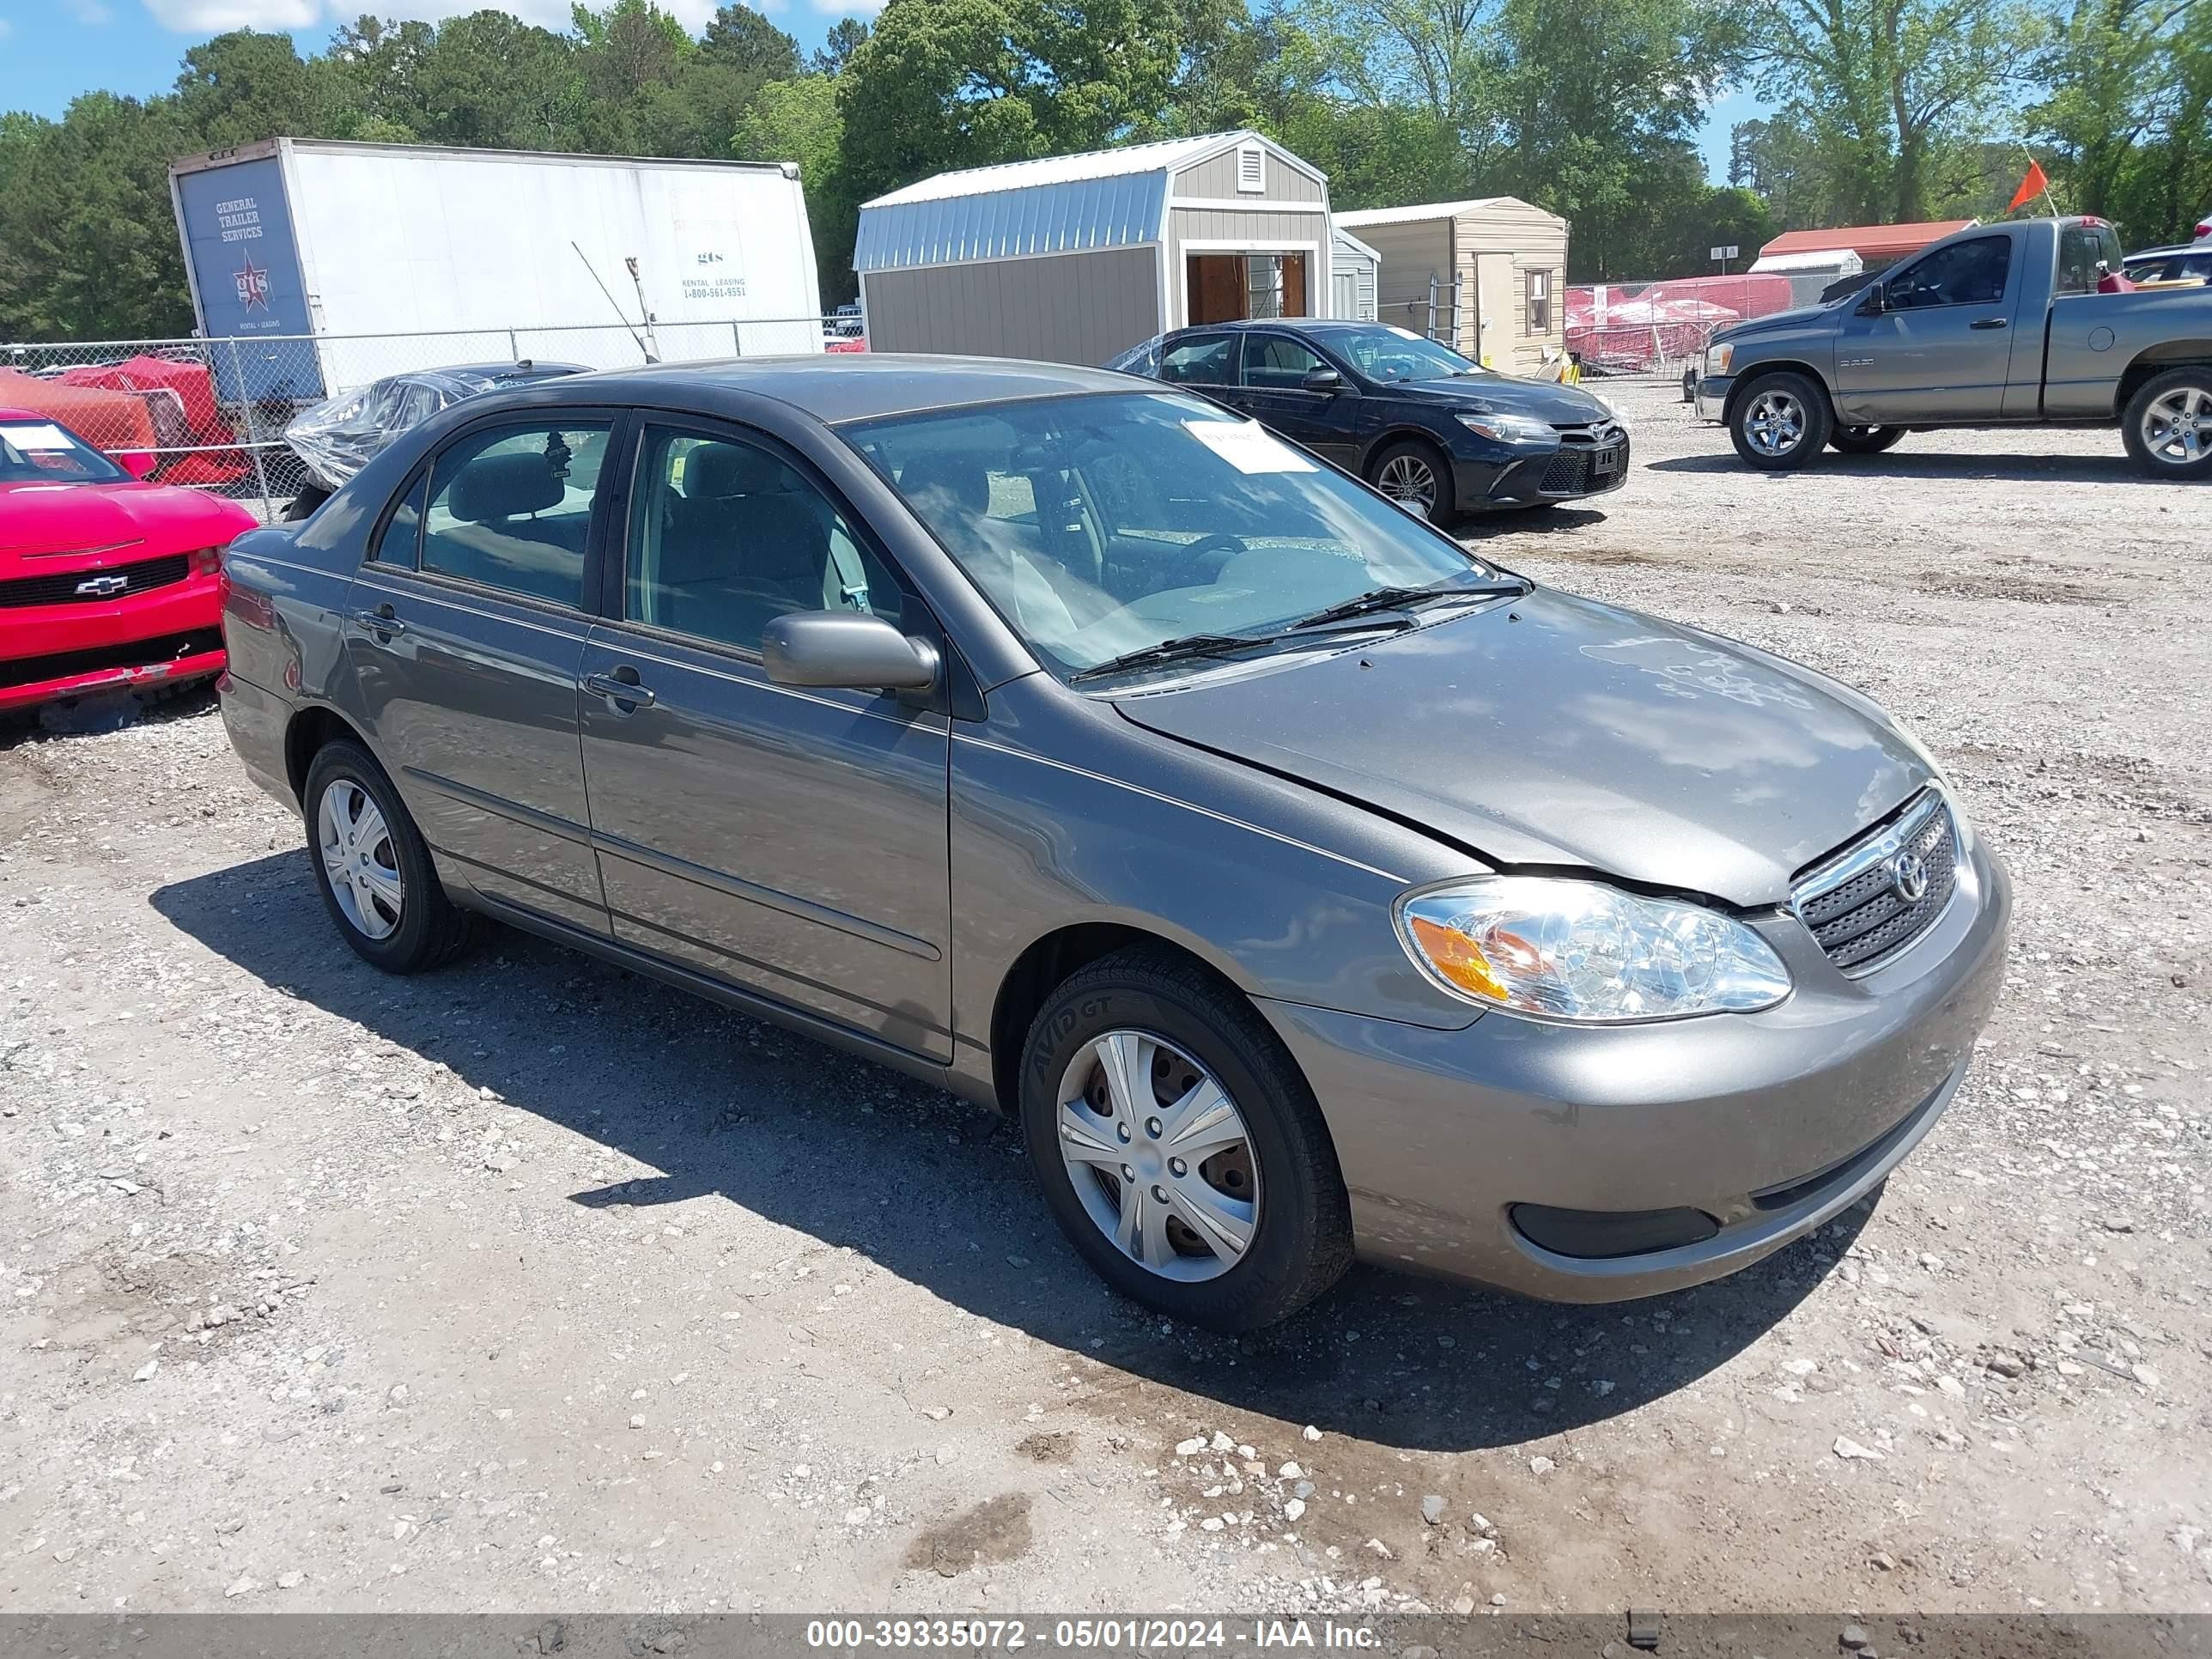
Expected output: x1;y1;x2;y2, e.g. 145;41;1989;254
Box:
1235;331;1359;468
1833;234;2024;422
341;412;622;937
576;422;955;1060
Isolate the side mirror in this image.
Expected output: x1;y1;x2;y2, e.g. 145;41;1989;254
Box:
1857;282;1887;316
118;451;157;479
761;610;939;693
1301;367;1345;393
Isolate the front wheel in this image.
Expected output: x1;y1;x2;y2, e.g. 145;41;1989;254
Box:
1829;425;1905;455
1019;949;1353;1331
1368;438;1457;523
1729;371;1832;471
2121;368;2212;480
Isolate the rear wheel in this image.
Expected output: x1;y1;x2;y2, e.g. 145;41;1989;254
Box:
302;739;474;974
2121;367;2212;479
1729;371;1832;471
1019;948;1352;1331
1828;424;1905;455
1368;439;1457;523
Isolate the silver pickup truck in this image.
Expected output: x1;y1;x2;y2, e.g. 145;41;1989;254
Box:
1696;216;2212;479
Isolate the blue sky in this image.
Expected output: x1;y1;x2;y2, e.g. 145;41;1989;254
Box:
0;0;1753;181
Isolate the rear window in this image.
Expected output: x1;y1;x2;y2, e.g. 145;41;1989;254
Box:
2057;222;2125;295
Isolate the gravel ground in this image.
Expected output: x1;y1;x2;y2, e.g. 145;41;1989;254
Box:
2;380;2208;1619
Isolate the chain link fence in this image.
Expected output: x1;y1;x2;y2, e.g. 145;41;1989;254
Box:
1565;273;1808;388
2;314;853;522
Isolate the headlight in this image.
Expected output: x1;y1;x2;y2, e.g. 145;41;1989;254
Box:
1397;876;1791;1024
1455;410;1553;444
1705;343;1735;377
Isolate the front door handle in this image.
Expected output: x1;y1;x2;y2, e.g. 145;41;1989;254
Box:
350;605;408;637
1969;317;2008;330
583;668;656;709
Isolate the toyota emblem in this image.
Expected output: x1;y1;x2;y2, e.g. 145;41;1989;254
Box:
1888;849;1929;904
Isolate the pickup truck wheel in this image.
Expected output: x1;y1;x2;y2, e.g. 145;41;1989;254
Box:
1829;425;1905;455
2122;368;2212;479
1729;371;1832;471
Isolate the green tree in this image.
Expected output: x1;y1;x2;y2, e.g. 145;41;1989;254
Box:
734;75;852;301
811;17;871;75
2028;0;2201;219
1740;0;2038;222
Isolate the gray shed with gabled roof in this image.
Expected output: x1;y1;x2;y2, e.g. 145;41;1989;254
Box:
854;131;1334;366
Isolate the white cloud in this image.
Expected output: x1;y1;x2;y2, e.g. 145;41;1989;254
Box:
143;0;319;27
67;0;114;21
140;0;870;35
0;16;14;37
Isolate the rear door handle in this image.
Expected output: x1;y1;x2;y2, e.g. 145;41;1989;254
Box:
583;669;656;709
1969;317;2008;330
350;605;408;637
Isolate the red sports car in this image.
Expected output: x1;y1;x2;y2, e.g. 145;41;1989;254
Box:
1;410;258;714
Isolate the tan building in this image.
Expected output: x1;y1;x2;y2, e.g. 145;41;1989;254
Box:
1334;198;1571;375
854;132;1334;366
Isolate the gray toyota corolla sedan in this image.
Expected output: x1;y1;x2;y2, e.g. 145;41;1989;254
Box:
216;356;2009;1331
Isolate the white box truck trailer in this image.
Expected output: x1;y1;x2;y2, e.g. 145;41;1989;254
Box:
168;137;822;404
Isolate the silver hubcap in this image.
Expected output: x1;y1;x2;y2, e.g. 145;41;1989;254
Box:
1056;1030;1259;1283
1743;390;1807;456
1376;453;1438;516
2142;386;2212;466
316;779;404;941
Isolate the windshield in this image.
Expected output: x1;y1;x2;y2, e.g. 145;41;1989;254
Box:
0;418;128;485
844;391;1495;678
1330;325;1488;382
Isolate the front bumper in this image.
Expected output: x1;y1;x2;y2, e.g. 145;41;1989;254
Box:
1694;374;1734;422
1260;836;2011;1301
1;577;228;711
1460;434;1632;509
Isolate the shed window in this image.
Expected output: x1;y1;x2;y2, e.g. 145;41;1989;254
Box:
1526;270;1553;333
1236;143;1266;194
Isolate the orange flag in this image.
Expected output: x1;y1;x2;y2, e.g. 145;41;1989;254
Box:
2008;159;2051;212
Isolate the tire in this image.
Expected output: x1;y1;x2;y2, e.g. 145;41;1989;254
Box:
2120;366;2212;480
1367;438;1457;524
301;738;474;974
1018;947;1353;1332
283;483;331;522
1728;371;1832;471
1828;424;1906;456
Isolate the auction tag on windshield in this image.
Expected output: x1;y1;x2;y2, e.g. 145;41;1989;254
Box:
1185;419;1316;474
0;422;75;452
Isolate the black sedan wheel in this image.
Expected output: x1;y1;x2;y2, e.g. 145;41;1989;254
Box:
1368;439;1456;523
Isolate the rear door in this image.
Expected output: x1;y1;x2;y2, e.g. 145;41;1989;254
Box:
1832;234;2025;422
339;411;623;938
575;420;956;1060
1154;331;1242;414
1236;331;1360;467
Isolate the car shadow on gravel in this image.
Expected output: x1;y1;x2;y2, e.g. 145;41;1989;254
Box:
152;852;1869;1455
1647;450;2165;484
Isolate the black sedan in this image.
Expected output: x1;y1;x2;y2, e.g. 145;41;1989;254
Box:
1109;319;1628;522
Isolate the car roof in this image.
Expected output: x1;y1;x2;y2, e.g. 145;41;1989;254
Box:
569;353;1141;425
2124;245;2208;259
1177;319;1387;335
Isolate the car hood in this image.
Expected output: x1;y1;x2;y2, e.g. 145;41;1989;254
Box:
1111;589;1929;906
1713;303;1841;344
1377;374;1614;425
0;480;255;561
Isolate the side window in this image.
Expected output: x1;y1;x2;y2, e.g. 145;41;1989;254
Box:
1158;334;1237;386
1887;236;2012;311
1242;333;1327;390
2057;226;2102;296
421;418;613;606
368;472;426;568
625;427;902;653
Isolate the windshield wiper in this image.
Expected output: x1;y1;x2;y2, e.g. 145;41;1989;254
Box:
1068;633;1269;684
1286;579;1525;631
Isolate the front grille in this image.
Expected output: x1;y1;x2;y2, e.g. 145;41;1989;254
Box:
0;553;192;610
1539;422;1628;495
1791;791;1960;974
0;628;222;691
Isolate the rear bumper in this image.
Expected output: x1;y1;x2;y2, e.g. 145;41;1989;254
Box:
217;669;299;811
1259;836;2011;1301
